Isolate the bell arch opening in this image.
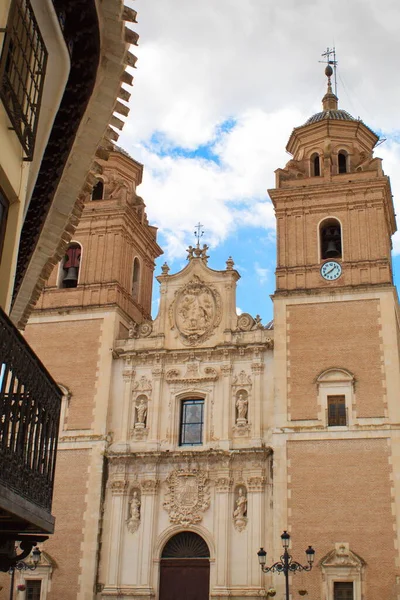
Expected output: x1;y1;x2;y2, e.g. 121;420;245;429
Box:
320;218;342;260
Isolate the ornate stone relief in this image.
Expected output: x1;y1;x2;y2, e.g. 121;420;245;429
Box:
215;477;233;493
232;370;252;388
138;321;153;337
110;480;128;495
247;476;266;492
163;469;210;526
141;479;159;495
237;313;255;331
127;489;141;533
233;485;248;532
169;275;222;345
133;375;152;393
165;357;218;385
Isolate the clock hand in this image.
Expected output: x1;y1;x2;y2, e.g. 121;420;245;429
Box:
326;266;336;274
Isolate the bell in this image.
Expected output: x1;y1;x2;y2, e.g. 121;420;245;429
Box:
63;266;79;288
325;239;340;258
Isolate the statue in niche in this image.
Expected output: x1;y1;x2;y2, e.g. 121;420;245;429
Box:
236;392;248;424
127;490;141;533
135;396;148;429
233;486;248;532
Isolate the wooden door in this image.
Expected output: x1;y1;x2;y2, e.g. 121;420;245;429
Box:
159;558;210;600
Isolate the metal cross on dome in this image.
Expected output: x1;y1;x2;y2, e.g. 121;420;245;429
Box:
194;222;204;248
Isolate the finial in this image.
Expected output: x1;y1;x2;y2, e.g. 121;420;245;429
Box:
226;256;234;270
320;47;338;111
194;222;204;248
161;262;170;275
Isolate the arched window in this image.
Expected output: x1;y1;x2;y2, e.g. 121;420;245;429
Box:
91;179;104;200
320;218;342;259
179;398;204;446
338;151;348;174
311;153;321;177
60;243;81;288
162;532;210;558
132;257;141;301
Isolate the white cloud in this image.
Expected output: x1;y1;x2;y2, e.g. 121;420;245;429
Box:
254;262;270;285
120;0;400;280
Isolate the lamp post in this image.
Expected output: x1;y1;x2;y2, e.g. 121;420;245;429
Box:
257;531;315;600
9;547;41;600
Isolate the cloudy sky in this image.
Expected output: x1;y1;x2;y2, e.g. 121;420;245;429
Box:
120;0;400;322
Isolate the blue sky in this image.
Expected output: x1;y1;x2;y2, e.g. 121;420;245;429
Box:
122;0;400;324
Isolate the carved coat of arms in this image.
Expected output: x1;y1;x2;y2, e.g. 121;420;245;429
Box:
170;276;222;345
163;469;210;526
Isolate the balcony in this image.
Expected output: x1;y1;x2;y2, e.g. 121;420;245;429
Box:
0;306;61;537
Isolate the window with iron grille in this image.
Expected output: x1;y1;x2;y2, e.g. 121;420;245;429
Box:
334;581;353;600
26;580;42;600
179;399;204;446
0;188;9;262
327;395;347;426
0;0;48;160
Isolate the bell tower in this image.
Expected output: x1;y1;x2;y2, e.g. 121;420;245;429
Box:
270;65;395;294
270;67;400;599
33;147;162;324
23;147;162;599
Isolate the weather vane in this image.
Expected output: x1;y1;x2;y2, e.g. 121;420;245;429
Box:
319;47;338;96
194;222;204;248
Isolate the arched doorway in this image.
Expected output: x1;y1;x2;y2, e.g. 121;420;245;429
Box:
159;531;210;600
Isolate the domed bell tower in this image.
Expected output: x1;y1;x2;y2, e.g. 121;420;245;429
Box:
270;66;400;599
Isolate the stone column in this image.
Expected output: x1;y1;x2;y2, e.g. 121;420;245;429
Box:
149;367;163;446
214;477;232;589
137;479;159;587
247;476;267;590
106;479;129;587
220;362;233;443
251;361;264;442
120;358;135;442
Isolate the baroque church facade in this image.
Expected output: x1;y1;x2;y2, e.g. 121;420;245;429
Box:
22;71;400;600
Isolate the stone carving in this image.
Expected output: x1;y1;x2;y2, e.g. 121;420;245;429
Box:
141;479;159;495
170;276;222;345
134;395;148;429
165;360;218;385
233;370;252;387
128;322;138;339
237;313;255;331
233;486;248;532
163;469;210;526
138;321;153;337
127;490;141;533
247;476;266;492
236;391;248;425
133;375;152;393
108;175;129;201
215;477;233;492
110;480;127;495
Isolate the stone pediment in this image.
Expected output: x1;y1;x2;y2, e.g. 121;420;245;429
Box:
320;543;365;570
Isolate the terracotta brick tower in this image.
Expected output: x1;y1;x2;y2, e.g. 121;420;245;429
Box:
23;148;162;600
269;68;400;599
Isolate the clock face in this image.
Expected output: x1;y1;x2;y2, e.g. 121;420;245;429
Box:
320;261;342;281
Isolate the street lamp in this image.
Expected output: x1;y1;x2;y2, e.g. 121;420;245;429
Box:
9;547;41;600
257;531;315;600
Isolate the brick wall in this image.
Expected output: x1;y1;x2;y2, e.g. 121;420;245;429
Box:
25;318;102;429
287;299;384;420
288;438;397;598
46;449;91;600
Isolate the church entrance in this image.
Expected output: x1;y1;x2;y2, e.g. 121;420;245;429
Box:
159;532;210;600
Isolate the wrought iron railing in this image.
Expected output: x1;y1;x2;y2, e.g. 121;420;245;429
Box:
0;306;61;512
0;0;48;160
